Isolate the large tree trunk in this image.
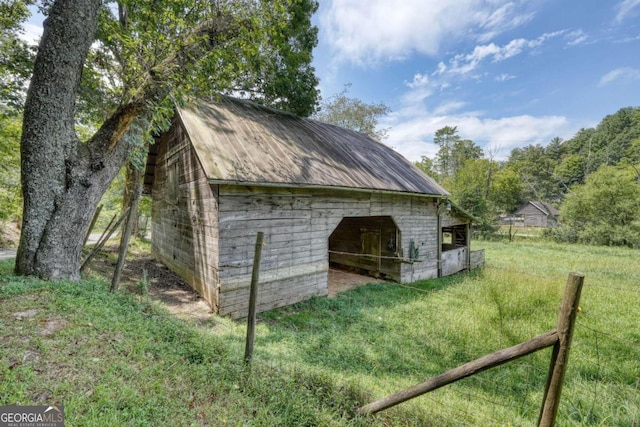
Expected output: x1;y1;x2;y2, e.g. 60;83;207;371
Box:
16;0;139;280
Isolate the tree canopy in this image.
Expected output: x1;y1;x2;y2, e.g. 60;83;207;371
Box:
0;0;35;112
313;84;390;140
14;0;321;279
550;165;640;247
433;126;483;180
417;110;640;246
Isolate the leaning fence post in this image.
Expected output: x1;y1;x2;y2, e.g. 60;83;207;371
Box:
83;204;103;247
111;171;143;292
538;272;584;427
244;231;264;364
80;207;130;273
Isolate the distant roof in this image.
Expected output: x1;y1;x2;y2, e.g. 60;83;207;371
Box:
518;201;560;216
176;96;449;197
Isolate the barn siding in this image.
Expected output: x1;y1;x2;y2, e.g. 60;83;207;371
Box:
217;186;322;317
441;210;469;227
150;124;220;310
441;247;468;276
515;203;560;227
470;249;485;269
216;186;440;317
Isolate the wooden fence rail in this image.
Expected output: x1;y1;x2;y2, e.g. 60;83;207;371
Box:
358;273;584;427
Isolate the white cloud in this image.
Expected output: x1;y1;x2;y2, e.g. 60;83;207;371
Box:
320;0;534;65
599;67;640;86
565;29;588;46
406;73;430;89
385;111;572;162
433;101;467;115
495;73;515;81
476;3;535;42
615;0;640;23
449;43;501;75
444;31;565;75
614;34;640;43
434;62;447;75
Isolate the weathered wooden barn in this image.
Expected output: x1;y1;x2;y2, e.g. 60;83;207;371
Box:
145;96;481;318
514;201;560;227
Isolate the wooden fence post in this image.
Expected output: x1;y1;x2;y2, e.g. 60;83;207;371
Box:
538;272;584;427
83;204;103;247
244;232;264;364
111;171;143;292
357;272;585;421
80;208;130;273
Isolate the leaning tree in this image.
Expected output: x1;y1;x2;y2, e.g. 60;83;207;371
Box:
16;0;319;279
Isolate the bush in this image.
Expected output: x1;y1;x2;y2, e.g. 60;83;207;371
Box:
559;165;640;248
542;225;578;243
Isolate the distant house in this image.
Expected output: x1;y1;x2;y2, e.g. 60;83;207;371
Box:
144;96;483;318
514;201;560;227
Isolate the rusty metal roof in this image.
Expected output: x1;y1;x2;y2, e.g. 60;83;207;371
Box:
177;96;449;197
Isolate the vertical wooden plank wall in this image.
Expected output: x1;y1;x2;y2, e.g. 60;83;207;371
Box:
216;186;441;318
394;196;439;283
150;124;220;310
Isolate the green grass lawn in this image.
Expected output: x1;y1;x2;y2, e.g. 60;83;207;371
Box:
1;240;638;426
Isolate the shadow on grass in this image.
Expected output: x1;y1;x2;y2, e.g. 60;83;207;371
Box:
257;272;480;376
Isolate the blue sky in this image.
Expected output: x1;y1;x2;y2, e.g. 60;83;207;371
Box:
312;0;640;160
22;1;640;161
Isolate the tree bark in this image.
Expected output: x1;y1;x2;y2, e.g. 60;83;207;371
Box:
16;0;140;280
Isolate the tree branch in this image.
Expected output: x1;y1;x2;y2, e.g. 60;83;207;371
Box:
87;10;247;157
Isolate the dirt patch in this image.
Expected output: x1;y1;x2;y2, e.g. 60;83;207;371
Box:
86;245;388;321
13;309;39;320
39;319;68;336
328;268;385;297
86;245;213;323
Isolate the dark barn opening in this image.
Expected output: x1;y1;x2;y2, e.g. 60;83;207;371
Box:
442;224;468;251
328;216;401;291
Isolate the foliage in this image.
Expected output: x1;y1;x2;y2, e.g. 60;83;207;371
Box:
0;0;35;112
555;154;585;190
232;0;320;117
94;167;126;230
423;127;523;232
549;165;640;247
414;155;436;177
0;112;22;221
433;126;483;180
422;109;638;243
507;143;560;203
443;158;493;223
563;107;640;174
0;0;30;221
2;240;639;425
509;107;640;205
490;166;523;213
313;83;391;140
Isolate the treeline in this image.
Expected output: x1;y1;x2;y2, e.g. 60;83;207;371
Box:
416;107;640;247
